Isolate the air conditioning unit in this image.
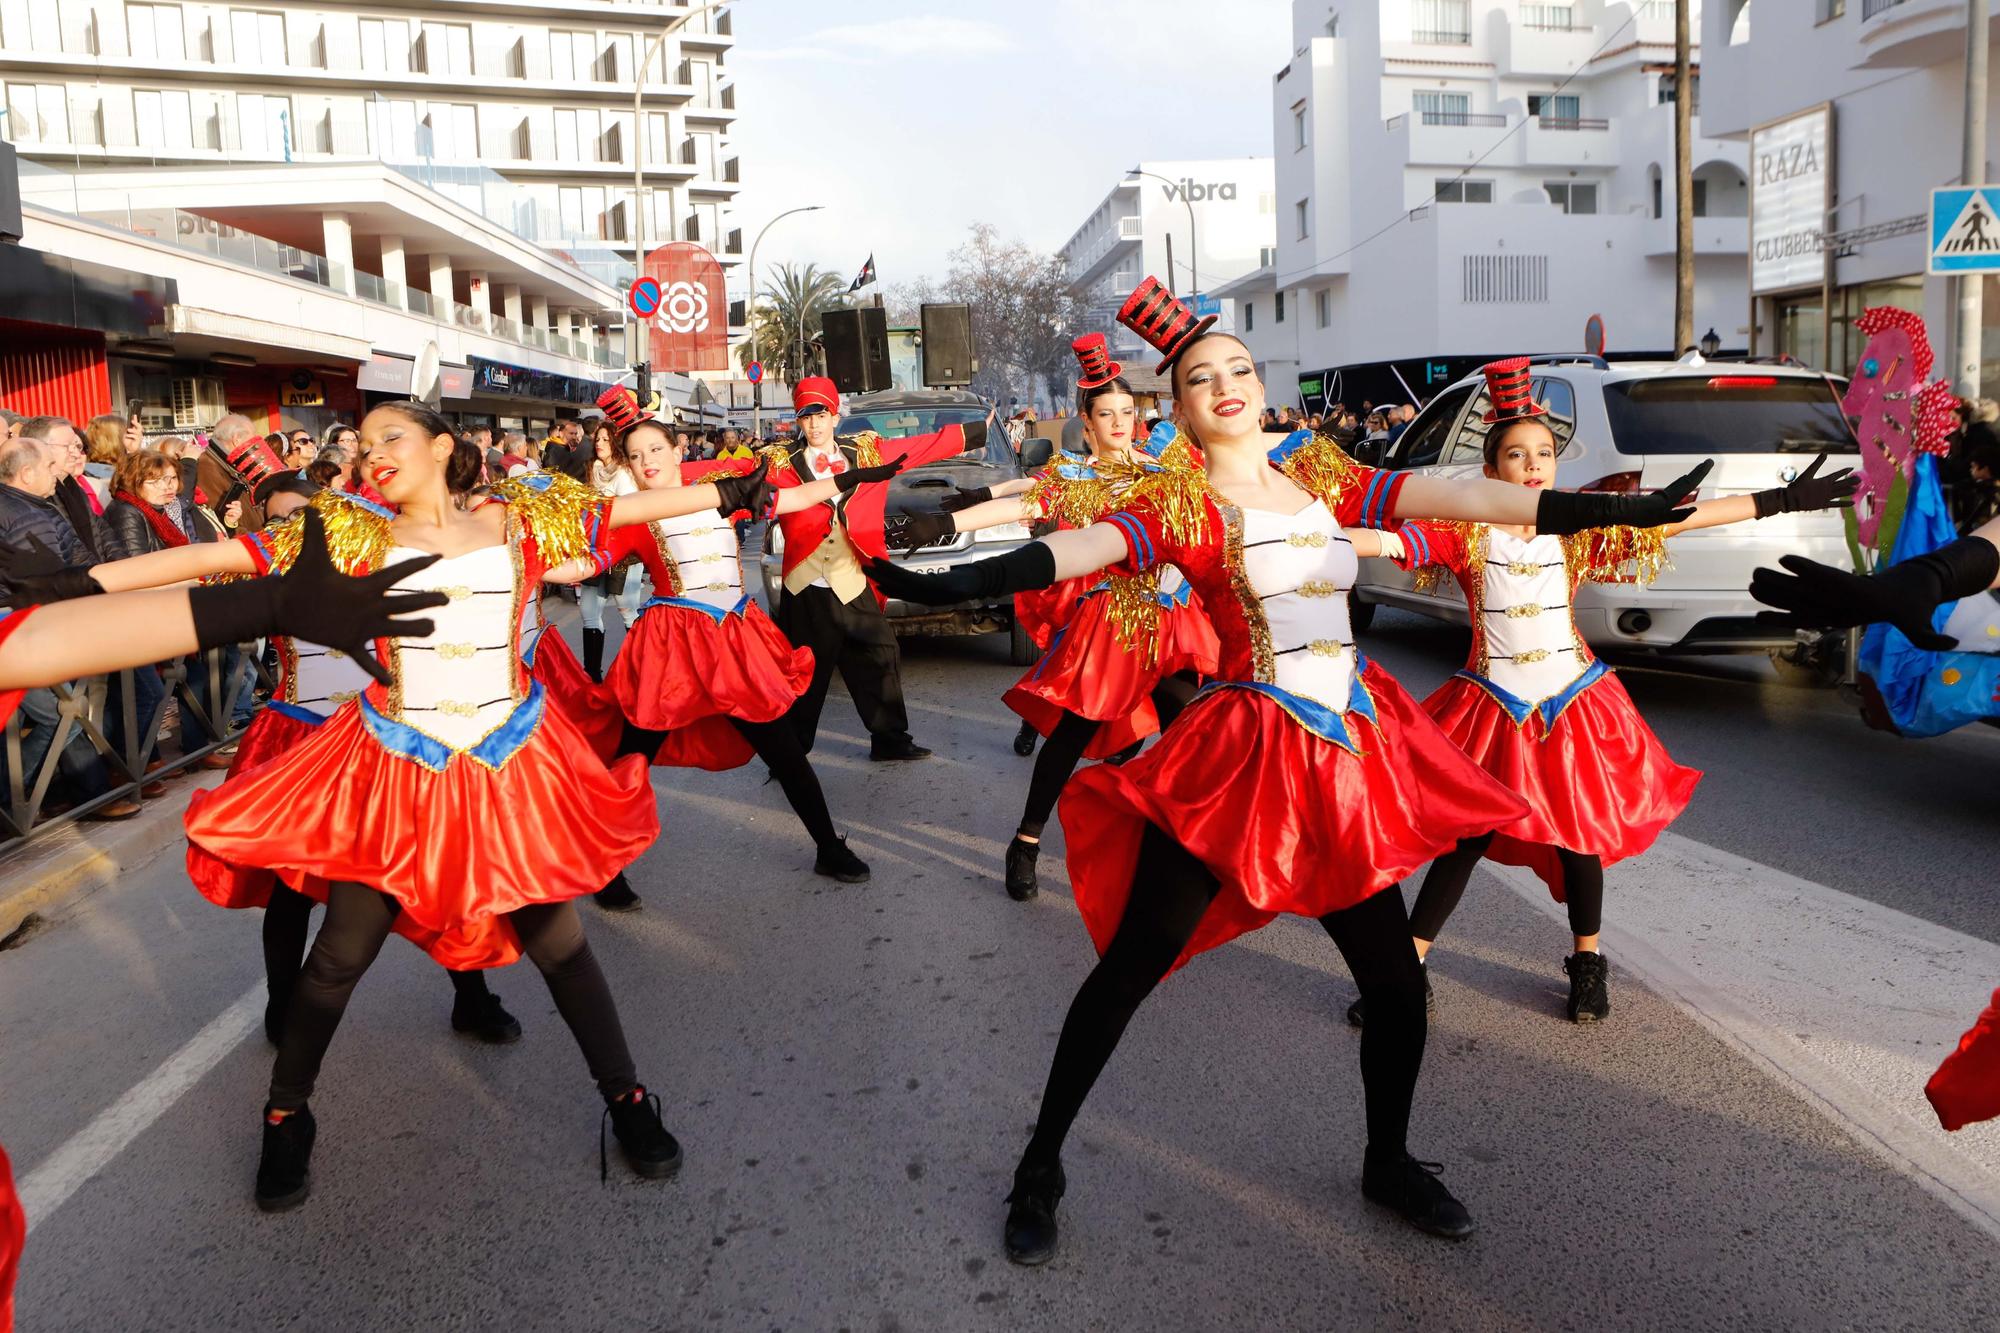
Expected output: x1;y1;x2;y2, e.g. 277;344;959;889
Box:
170;376;228;429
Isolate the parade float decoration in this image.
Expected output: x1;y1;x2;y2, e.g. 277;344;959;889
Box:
1842;307;1999;736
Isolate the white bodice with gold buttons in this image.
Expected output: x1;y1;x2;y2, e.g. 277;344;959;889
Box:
286;640;375;719
1477;528;1585;705
655;513;743;610
1240;498;1358;713
385;543;519;751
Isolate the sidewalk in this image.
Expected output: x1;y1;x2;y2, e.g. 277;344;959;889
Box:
0;770;221;944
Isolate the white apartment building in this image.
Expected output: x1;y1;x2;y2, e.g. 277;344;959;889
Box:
1059;158;1278;388
1258;0;1749;407
1701;0;2000;385
0;0;742;360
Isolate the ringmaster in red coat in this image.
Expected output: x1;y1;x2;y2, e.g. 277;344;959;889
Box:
765;376;982;759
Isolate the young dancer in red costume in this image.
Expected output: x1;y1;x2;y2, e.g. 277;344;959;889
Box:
1345;357;1857;1024
0;511;449;1329
1752;515;2000;1130
887;334;1219;900
92;399;779;1210
868;277;1710;1261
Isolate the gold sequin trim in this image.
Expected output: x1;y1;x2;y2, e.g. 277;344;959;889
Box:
436;642;478;661
1221;504;1276;684
438;585;474;601
1306;639;1350;658
1286;531;1330;549
650;522;685;598
1514;649;1553;664
1503;604;1546;619
1297;580;1339;599
436;700;481;718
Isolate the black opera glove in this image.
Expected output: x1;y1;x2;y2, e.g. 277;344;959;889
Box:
186;509;449;687
1750;536;2000;652
713;458;773;518
883;511;956;553
834;453;906;494
864;542;1057;605
940;486;993;513
1535;460;1713;536
0;535;103;608
1752;453;1859;519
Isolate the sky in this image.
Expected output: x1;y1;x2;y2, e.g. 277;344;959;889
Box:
725;0;1292;291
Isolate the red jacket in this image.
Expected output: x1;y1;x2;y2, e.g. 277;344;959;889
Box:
767;426;967;584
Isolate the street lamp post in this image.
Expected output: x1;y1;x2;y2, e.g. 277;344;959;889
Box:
1126;166;1197;296
630;0;735;400
747;204;824;440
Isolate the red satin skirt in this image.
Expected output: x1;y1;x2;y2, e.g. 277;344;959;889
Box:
1927;987;2000;1131
599;600;813;772
1014;574;1099;653
1422;671;1701;901
1061;663;1531;974
186;706;323;910
1005;596;1220;760
530;629;628;761
182;700;658;970
1;1140;21;1333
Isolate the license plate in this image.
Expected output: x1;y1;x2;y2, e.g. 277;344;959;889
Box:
905;563;951;576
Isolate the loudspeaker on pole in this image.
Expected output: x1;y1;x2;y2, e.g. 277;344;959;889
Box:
920;303;975;387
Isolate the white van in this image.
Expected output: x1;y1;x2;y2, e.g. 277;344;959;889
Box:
1350;355;1854;662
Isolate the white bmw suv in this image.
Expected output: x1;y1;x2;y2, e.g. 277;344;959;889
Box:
1350;355;1854;663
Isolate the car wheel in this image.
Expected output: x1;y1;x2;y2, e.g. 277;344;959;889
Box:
1008;616;1039;666
1350;598;1377;634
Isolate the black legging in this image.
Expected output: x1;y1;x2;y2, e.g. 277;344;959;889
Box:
617;717;838;849
1017;672;1201;838
262;884;491;1006
269;882;637;1108
1020;823;1428;1168
1405;832;1605;943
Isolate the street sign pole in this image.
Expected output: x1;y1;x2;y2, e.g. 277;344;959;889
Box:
1957;0;1990;398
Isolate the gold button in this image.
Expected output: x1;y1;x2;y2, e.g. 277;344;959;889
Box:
1297;580;1338;599
436;642;477;661
1515;648;1552;664
1505;560;1542;577
438;585;474;601
1285;532;1329;548
1305;639;1348;658
1504;604;1545;619
437;699;479;718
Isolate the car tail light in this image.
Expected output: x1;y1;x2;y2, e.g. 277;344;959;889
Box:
1580;471;1643;494
1706;375;1778;389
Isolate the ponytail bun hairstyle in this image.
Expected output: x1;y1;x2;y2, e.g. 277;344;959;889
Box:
447;436;484;494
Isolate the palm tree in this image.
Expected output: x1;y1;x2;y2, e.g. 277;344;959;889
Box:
739;262;845;383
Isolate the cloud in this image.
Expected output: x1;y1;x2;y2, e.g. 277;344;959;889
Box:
738;15;1018;65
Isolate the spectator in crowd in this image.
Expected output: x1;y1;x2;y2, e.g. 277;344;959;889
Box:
105;449;193;558
304;458;344;490
495;431;528;478
466;425;495;455
253;470;318;522
282;438;314;469
673;428;693;458
264;432;287;457
313;445;354;491
205;414;274;530
1261;407;1288;434
22;416;113;562
82;415;127;512
1306;413;1324;431
0;409;19;440
322;422;359;452
542;417;578;475
717;430;754;462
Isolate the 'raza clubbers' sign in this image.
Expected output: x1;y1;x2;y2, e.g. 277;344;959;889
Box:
1749;104;1832;295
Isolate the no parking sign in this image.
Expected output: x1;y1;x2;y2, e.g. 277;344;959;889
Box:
628;277;663;320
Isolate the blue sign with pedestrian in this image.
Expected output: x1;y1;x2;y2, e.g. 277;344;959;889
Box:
1929;186;2000;273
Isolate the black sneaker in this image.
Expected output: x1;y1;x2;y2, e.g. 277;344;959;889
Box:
595;873;642;913
601;1086;683;1182
1003;1157;1065;1266
1361;1149;1474;1240
1004;836;1041;902
254;1103;316;1213
869;739;933;762
1564;950;1610;1023
451;990;524;1044
1012;721;1038;757
1345;969;1435;1028
814;836;871;883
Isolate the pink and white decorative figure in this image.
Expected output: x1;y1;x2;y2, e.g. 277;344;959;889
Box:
1841;306;1959;548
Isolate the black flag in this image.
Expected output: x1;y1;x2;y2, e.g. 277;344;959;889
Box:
848;254;877;292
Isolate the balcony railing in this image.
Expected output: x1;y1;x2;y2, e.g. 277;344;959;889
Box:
1421;110;1508;127
1411;29;1472;43
1520;3;1576;29
1861;0;1904;16
1536;116;1610;131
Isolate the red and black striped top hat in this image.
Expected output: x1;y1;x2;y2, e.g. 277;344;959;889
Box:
1117;275;1218;374
597;384;654;434
1479;357;1548;424
1072;333;1123;390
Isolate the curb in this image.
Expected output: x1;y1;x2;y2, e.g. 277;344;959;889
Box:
0;771;222;943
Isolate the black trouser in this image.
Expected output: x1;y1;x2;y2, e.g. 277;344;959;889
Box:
269;882;637;1108
615;717;838;849
1021;823;1428;1169
774;584;911;753
1405;832;1606;943
262;885;490;1015
1017;672;1201;837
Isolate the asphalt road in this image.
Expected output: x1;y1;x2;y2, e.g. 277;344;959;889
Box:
3;602;1998;1331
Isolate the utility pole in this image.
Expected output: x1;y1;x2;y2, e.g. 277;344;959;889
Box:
1673;0;1695;353
1956;0;1990;398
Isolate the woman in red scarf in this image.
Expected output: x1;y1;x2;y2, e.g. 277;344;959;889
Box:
104;449;193;556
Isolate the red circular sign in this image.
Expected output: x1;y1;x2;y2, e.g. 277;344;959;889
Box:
628;277;663;319
747;361;764;384
1584;314;1607;356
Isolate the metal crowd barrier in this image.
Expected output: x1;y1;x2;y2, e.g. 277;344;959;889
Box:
0;642;272;849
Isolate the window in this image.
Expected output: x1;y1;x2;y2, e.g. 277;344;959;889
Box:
133;88;194;151
1521;4;1574;29
1658;74;1701;112
1244;302;1255;333
1411;0;1471;44
1528;93;1582;125
423;102;476;161
417;23;472;77
1817;0;1846;21
1693;178;1709;217
359;18;412;74
1413;91;1471;125
230;10;285;66
1651;171;1663;219
1292;101;1308;150
71;91;103;146
126;3;186;62
1543;181;1598;214
1435;178;1494;203
550;30;596;82
1388;384;1476;470
1728;0;1750;45
1295;197;1311;239
235;92;288;155
1275;291;1286;323
3;83;70;144
0;0;61;52
1315;288;1330;328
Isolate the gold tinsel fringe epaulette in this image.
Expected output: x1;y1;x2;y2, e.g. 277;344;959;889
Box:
756;441;795;476
1275;432;1366;510
1025;467;1114;530
849;432;884;469
1101;572;1163;667
1095;454;1212;548
490;473;607;568
258;490;396;575
1562;526;1670;586
1412;520;1475;597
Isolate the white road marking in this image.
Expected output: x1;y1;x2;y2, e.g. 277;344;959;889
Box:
1478;832;2000;1242
19;983;263;1234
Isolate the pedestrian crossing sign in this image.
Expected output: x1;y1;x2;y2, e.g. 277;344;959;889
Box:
1929;186;2000;273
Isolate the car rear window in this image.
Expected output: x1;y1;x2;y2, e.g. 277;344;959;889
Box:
842;407;1012;466
1601;376;1854;454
